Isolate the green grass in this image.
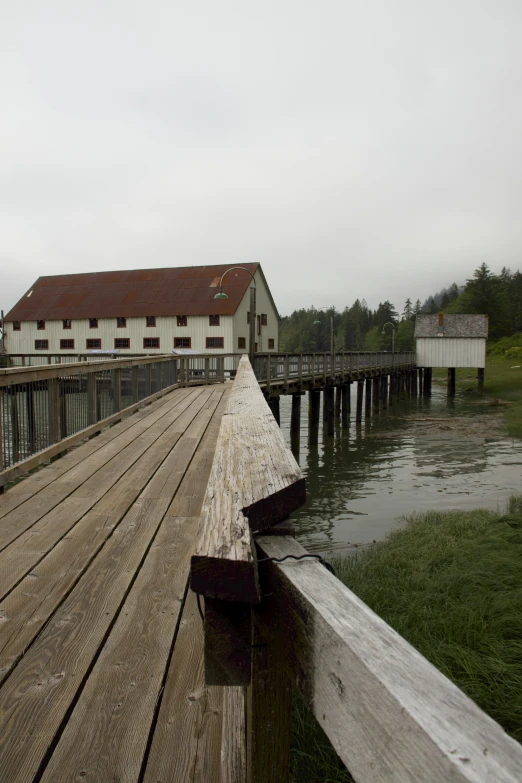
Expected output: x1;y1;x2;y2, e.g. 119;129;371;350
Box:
290;499;522;780
433;354;522;438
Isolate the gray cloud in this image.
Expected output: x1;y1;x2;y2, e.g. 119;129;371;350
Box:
1;0;522;315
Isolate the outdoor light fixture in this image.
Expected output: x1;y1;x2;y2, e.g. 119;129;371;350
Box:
214;266;257;363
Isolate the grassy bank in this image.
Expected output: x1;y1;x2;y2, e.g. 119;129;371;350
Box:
290;499;522;780
433;354;522;438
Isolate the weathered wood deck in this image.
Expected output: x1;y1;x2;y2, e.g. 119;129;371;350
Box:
0;384;229;782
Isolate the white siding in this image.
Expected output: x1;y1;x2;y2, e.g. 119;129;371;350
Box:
232;269;279;352
416;338;486;368
4;315;235;355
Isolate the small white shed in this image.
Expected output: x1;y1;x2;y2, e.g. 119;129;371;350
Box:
415;314;488;369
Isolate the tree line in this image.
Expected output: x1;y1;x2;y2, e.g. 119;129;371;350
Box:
278;263;522;353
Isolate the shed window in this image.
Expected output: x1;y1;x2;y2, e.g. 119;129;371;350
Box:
114;338;130;349
174;337;191;348
268;338;275;349
261;314;267;326
146;316;156;327
116;317;126;328
13;321;21;331
238;337;246;350
63;319;72;329
143;337;160;349
37;320;45;330
89;318;98;329
206;337;224;349
86;338;102;349
60;339;75;349
177;315;187;327
209;314;220;326
35;339;49;350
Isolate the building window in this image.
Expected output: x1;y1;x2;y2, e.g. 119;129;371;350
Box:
37;320;45;330
60;339;75;349
238;337;246;350
89;318;98;329
209;314;220;326
247;311;250;324
86;338;102;349
261;314;267;326
63;319;72;329
177;315;187;327
114;338;130;349
206;337;224;349
268;338;275;349
146;316;156;327
117;317;126;328
13;321;21;331
143;337;160;349
174;337;192;348
35;339;49;350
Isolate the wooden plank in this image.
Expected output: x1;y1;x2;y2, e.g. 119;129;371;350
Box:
221;686;247;783
191;357;305;604
204;598;252;686
143;590;224;783
0;389;200;551
0;386;188;520
255;535;522;783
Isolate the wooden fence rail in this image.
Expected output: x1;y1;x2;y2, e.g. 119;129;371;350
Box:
0;353;241;489
190;356;522;783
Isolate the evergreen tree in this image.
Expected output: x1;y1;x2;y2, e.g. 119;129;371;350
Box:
402;298;413;320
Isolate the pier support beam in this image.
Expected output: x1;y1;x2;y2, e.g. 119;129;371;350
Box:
411;369;417;397
373;377;380;410
447;368;456;396
381;375;388;406
356;380;364;422
268;396;280;426
308;390;321;444
335;385;341;418
478;367;485;393
423;368;432;396
341;383;350;426
290;393;301;455
324;386;335;436
365;378;372;417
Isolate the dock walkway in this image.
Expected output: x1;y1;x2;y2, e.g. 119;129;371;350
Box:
0;384;229;782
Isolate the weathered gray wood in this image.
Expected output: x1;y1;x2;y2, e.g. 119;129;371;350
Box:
191;356;305;604
221;686;247;783
87;372;97;426
255;535;522;783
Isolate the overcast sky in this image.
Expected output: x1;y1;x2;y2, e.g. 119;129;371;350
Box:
1;0;522;316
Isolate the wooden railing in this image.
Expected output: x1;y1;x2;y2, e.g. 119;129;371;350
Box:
191;356;522;783
254;351;416;388
0;353;242;489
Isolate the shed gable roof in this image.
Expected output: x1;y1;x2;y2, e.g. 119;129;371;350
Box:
5;264;264;321
414;314;488;339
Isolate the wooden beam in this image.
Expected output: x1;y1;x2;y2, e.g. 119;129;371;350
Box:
191;356;305;604
255;535;522;783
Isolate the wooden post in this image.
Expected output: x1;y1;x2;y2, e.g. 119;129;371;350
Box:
324;386;334;436
26;383;36;453
48;377;60;446
283;354;289;387
247;603;292;783
131;365;139;403
447;368;456;396
297;354;303;387
388;373;394;405
111;368;121;414
205;357;210;383
341;383;350;426
412;369;418;397
59;381;67;440
145;363;152;395
87;372;97;426
356;380;364;422
10;390;20;463
365;377;372;417
478;367;484;392
418;368;423;396
381;375;388;405
290;393;301;456
308;389;320;443
424;367;432;396
335;385;341;418
269;396;280;426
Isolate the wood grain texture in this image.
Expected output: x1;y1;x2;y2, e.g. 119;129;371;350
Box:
143;590;224;783
255;535;522;783
191;356;305;603
221;686;247;783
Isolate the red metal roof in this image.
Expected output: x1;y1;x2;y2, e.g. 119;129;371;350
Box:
5;264;260;321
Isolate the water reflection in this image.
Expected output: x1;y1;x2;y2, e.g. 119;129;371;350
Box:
279;386;522;554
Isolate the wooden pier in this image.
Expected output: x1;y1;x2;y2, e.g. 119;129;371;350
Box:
1;352;521;782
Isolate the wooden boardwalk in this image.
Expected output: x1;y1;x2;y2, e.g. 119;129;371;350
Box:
0;384;229;782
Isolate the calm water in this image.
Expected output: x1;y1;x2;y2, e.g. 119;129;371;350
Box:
279;386;522;554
